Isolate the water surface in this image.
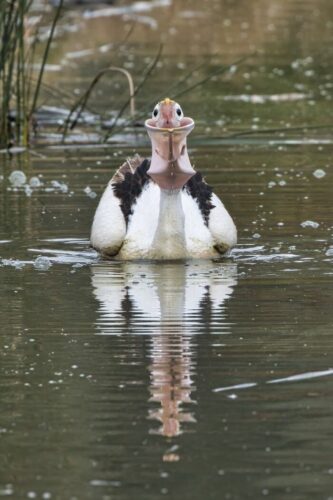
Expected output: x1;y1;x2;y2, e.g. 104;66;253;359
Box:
1;1;333;499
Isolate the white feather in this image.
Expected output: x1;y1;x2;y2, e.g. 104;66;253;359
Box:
182;191;217;258
91;178;237;259
208;193;237;251
90;182;126;256
150;189;187;259
117;183;160;259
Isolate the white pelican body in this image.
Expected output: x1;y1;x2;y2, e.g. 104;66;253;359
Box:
91;99;237;260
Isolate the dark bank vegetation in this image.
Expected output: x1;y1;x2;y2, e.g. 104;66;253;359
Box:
0;0;63;148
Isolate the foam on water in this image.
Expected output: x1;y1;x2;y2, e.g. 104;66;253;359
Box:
28;247;98;264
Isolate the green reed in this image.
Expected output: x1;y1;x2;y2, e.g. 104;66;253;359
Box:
0;0;63;148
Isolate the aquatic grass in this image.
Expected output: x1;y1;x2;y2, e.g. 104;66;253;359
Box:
29;0;64;120
61;65;137;141
59;50;253;144
101;55;252;142
102;43;163;142
60;43;163;143
0;0;63;148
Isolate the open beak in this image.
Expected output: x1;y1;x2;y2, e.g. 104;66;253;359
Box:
145;117;195;190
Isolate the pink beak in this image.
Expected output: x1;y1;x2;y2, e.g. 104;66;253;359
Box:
145;117;195;190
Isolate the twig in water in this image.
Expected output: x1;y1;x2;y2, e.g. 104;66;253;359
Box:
102;43;163;143
106;54;251;139
61;66;136;141
171;54;253;100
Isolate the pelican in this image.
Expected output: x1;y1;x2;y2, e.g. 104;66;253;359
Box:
90;98;237;259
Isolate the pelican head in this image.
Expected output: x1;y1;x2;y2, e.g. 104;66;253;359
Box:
145;98;195;190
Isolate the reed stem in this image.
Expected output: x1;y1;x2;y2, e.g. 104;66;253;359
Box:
0;0;63;148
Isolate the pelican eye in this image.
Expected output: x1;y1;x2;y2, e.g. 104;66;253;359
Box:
176;107;183;117
152;107;159;118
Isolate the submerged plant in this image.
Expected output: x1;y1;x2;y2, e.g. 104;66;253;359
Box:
0;0;63;148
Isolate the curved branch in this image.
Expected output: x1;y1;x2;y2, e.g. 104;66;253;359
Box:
61;66;135;140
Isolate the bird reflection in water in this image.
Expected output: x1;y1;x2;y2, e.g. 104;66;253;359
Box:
147;333;196;438
91;261;237;439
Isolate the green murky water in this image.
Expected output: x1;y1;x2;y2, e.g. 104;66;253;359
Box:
1;1;333;499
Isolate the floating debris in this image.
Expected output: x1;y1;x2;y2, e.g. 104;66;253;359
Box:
325;247;333;256
301;220;320;229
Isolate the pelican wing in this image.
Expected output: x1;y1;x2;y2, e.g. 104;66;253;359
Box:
90;155;143;256
184;172;237;254
208;193;237;253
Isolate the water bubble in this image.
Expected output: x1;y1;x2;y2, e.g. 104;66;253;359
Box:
84;186;97;199
24;186;32;197
51;180;68;193
0;485;14;496
29;176;42;188
9;170;27;187
301;220;320;229
325;247;333;256
313;169;326;179
34;256;51;270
